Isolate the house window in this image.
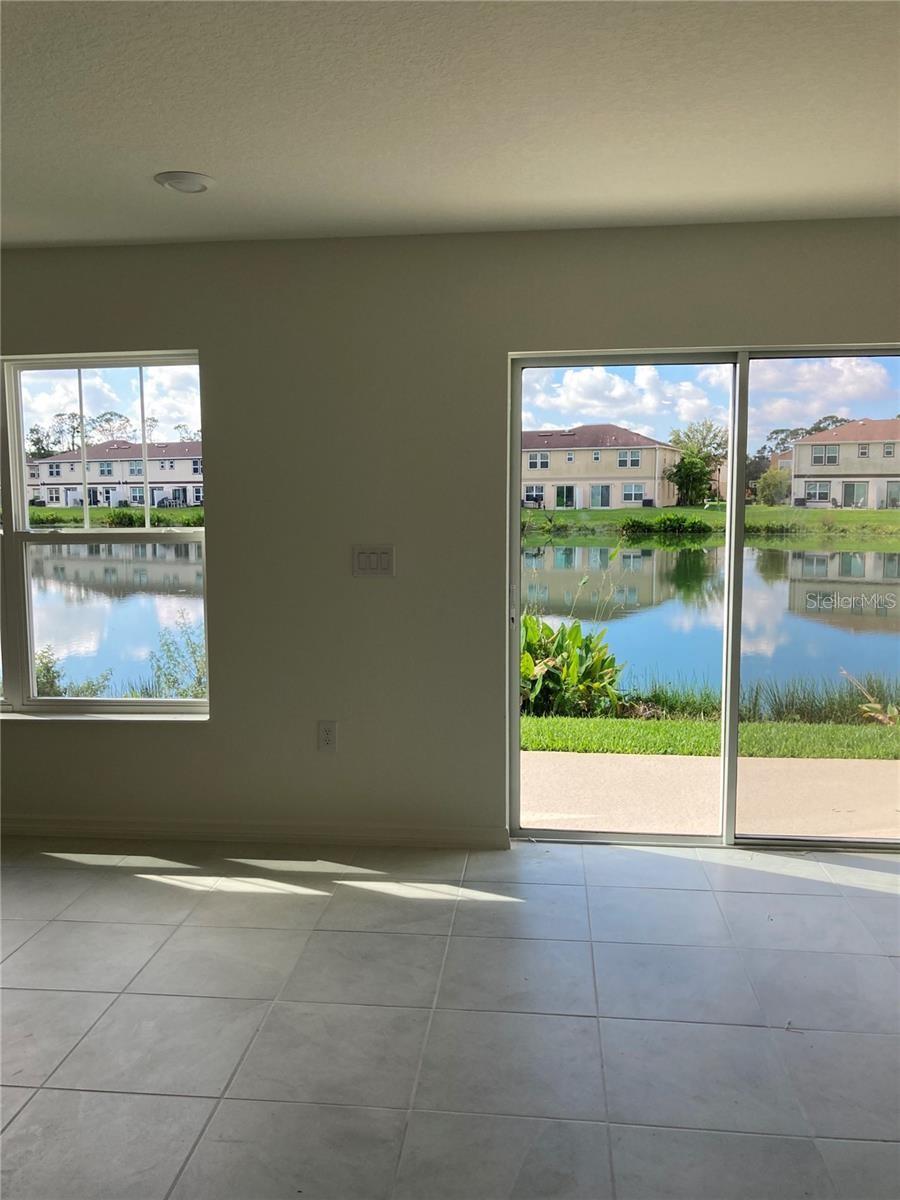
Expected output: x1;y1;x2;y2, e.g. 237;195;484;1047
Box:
193;458;203;474
590;484;610;508
812;445;839;465
883;553;900;579
555;485;575;508
621;551;643;572
28;465;38;479
805;481;830;502
526;583;549;604
842;481;869;508
618;450;641;468
588;547;609;569
524;485;544;504
802;554;829;579
858;443;870;458
839;552;865;579
554;547;576;569
592;450;601;462
623;483;645;502
528;451;549;470
566;451;574;463
2;352;208;711
885;442;895;458
887;481;900;509
193;486;204;504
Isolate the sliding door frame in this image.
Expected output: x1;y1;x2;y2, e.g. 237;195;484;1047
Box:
508;343;900;848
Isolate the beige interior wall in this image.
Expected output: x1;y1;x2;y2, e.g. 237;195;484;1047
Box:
2;218;898;845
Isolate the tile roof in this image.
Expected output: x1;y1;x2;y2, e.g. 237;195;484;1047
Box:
522;423;671;450
796;419;899;444
26;439;202;463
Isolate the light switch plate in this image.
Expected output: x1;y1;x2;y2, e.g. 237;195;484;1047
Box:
352;545;396;577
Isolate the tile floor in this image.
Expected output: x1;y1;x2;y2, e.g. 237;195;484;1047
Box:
0;837;897;1199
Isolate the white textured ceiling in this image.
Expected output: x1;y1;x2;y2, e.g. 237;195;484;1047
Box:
2;1;899;247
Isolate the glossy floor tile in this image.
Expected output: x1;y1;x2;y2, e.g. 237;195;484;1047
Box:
0;837;896;1199
0;1088;213;1199
170;1099;407;1200
394;1110;613;1199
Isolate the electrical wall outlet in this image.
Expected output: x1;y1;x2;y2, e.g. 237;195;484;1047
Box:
317;719;337;752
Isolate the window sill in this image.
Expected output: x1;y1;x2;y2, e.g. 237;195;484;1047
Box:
1;711;209;722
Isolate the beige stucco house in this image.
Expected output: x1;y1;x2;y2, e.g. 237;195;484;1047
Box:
27;439;204;508
792;418;900;510
521;423;680;510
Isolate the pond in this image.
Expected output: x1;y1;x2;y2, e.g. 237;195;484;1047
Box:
28;542;205;694
521;543;900;689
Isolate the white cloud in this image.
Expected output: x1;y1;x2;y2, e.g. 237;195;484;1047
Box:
750;357;892;405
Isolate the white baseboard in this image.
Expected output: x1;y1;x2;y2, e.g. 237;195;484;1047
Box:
0;814;511;851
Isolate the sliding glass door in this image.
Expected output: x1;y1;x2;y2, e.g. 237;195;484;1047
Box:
513;346;899;846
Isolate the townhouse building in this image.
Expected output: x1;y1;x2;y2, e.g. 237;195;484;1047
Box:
27;439;204;508
791;418;899;510
521;423;680;510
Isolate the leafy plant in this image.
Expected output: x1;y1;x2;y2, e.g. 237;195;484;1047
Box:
105;508;142;527
520;615;622;717
621;512;711;543
840;667;898;727
34;646;112;697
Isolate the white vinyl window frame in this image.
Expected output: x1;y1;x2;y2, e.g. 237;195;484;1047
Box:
592;450;601;462
618;449;641;468
812;445;839;465
0;350;208;716
884;442;895;458
622;483;645;502
858;443;870;458
805;480;831;502
566;450;574;462
527;451;549;470
523;484;544;504
508;342;899;851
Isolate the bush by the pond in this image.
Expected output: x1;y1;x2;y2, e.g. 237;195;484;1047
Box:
520;614;622;717
621;512;711;542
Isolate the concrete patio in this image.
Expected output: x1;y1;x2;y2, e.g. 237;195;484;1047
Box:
521;752;900;840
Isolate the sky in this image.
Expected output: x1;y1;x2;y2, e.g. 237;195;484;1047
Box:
20;364;202;445
522;356;900;453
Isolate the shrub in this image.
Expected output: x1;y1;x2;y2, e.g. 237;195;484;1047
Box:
105;508;142;527
520;615;622;716
621;512;711;542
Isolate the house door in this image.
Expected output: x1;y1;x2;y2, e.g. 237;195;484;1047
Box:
842;481;868;508
555;485;575;509
591;484;610;508
172;487;188;506
151;487;164;506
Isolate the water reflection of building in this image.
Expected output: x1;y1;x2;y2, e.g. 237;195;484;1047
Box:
29;542;204;599
520;544;724;621
788;550;899;632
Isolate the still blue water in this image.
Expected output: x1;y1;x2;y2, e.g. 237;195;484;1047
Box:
521;544;899;689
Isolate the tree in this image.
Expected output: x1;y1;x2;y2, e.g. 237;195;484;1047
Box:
664;452;712;507
49;412;81;452
85;410;137;444
756;466;791;507
173;422;201;441
26;424;55;459
756;414;849;458
745;450;770;487
669;419;728;467
143;416;160;442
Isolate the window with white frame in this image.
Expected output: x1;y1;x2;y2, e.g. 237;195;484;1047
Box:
566;451;574;463
524;484;543;504
812;445;839;465
805;480;830;502
192;458;203;474
1;352;208;710
858;443;870;458
193;486;203;504
623;483;645;502
592;450;601;462
885;442;895;457
618;449;641;468
528;451;549;470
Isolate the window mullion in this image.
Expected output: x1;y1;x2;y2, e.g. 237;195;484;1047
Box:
76;369;89;531
138;366;151;529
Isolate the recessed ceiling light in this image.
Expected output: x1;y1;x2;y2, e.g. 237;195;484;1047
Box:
153;171;215;194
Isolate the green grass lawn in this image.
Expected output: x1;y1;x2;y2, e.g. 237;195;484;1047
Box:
522;504;900;548
520;715;899;759
29;505;203;528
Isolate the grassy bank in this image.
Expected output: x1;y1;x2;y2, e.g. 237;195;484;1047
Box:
521;505;900;548
520;716;899;759
29;505;204;528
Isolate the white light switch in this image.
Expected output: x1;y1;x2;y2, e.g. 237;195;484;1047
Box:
352;545;396;577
